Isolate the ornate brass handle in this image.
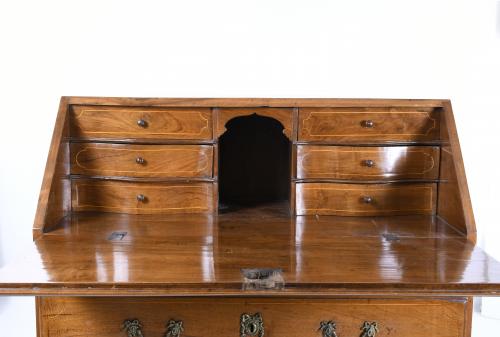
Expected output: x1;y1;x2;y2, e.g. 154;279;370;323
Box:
319;321;337;337
360;321;379;337
165;320;184;337
122;319;144;337
240;313;264;337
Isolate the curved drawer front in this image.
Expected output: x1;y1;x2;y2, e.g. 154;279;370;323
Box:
72;180;214;214
298;108;440;142
296;183;436;216
70;143;214;178
38;297;467;337
71;106;212;140
296;145;439;180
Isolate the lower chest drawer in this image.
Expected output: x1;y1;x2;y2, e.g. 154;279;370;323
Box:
295;183;436;216
72;180;214;214
37;297;468;337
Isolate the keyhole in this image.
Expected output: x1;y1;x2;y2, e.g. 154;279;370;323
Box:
249;323;258;334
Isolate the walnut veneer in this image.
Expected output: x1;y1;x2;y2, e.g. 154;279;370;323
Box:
0;97;498;337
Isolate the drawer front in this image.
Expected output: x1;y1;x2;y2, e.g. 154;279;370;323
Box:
296;145;440;180
298;108;440;142
71;106;212;140
38;297;467;337
72;180;214;214
70;143;214;178
296;183;436;216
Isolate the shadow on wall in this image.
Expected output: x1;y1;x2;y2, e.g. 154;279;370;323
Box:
497;1;500;37
0;230;6;314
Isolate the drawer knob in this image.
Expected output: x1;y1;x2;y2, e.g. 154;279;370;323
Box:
319;321;337;337
136;194;146;202
360;321;379;337
165;319;184;337
122;319;144;337
137;119;148;128
362;196;373;204
241;313;264;337
136;157;146;165
363;159;375;167
361;120;375;128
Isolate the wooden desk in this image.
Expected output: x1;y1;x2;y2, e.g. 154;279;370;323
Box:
1;97;499;337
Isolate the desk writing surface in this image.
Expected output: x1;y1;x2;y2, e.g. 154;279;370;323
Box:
1;207;500;296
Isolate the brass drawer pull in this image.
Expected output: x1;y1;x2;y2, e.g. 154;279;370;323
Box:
165;319;184;337
136;157;146;165
137;119;148;128
362;159;375;167
240;313;264;337
360;321;379;337
362;196;373;204
319;321;337;337
361;120;375;128
122;319;144;337
136;194;147;202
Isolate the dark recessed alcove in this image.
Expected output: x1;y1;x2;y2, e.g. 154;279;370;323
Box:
218;114;291;211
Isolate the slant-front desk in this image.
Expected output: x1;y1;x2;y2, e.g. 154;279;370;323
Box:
1;97;500;337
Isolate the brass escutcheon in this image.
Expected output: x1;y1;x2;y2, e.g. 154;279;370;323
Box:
240;313;264;337
122;319;144;337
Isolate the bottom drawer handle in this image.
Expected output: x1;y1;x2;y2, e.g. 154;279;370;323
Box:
360;321;379;337
165;320;184;337
319;321;338;337
122;319;144;337
241;313;265;337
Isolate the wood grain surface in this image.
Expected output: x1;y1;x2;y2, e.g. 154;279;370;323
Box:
70;143;213;178
72;179;214;214
71;106;213;140
296;145;439;180
37;297;467;337
296;183;437;216
1;208;499;296
298;107;440;142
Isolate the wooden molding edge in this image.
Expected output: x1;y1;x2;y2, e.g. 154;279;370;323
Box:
442;100;477;242
33;97;70;240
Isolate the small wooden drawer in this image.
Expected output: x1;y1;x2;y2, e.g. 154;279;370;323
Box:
38;297;467;337
296;182;436;216
72;180;214;214
70;143;214;178
298;108;440;142
70;106;212;140
296;145;440;180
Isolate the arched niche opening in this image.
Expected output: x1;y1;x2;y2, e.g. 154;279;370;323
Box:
218;114;291;212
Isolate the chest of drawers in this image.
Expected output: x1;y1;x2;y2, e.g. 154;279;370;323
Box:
1;97;499;337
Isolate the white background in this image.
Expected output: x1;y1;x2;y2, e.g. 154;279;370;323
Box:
1;0;500;335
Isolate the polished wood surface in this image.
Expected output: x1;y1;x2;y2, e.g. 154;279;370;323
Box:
72;180;214;214
296;183;437;216
437;102;476;241
296;145;440;180
4;97;493;337
71;106;213;140
33;98;71;239
298;107;440;142
64;97;447;108
70;143;214;178
1;208;500;296
38;297;467;337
